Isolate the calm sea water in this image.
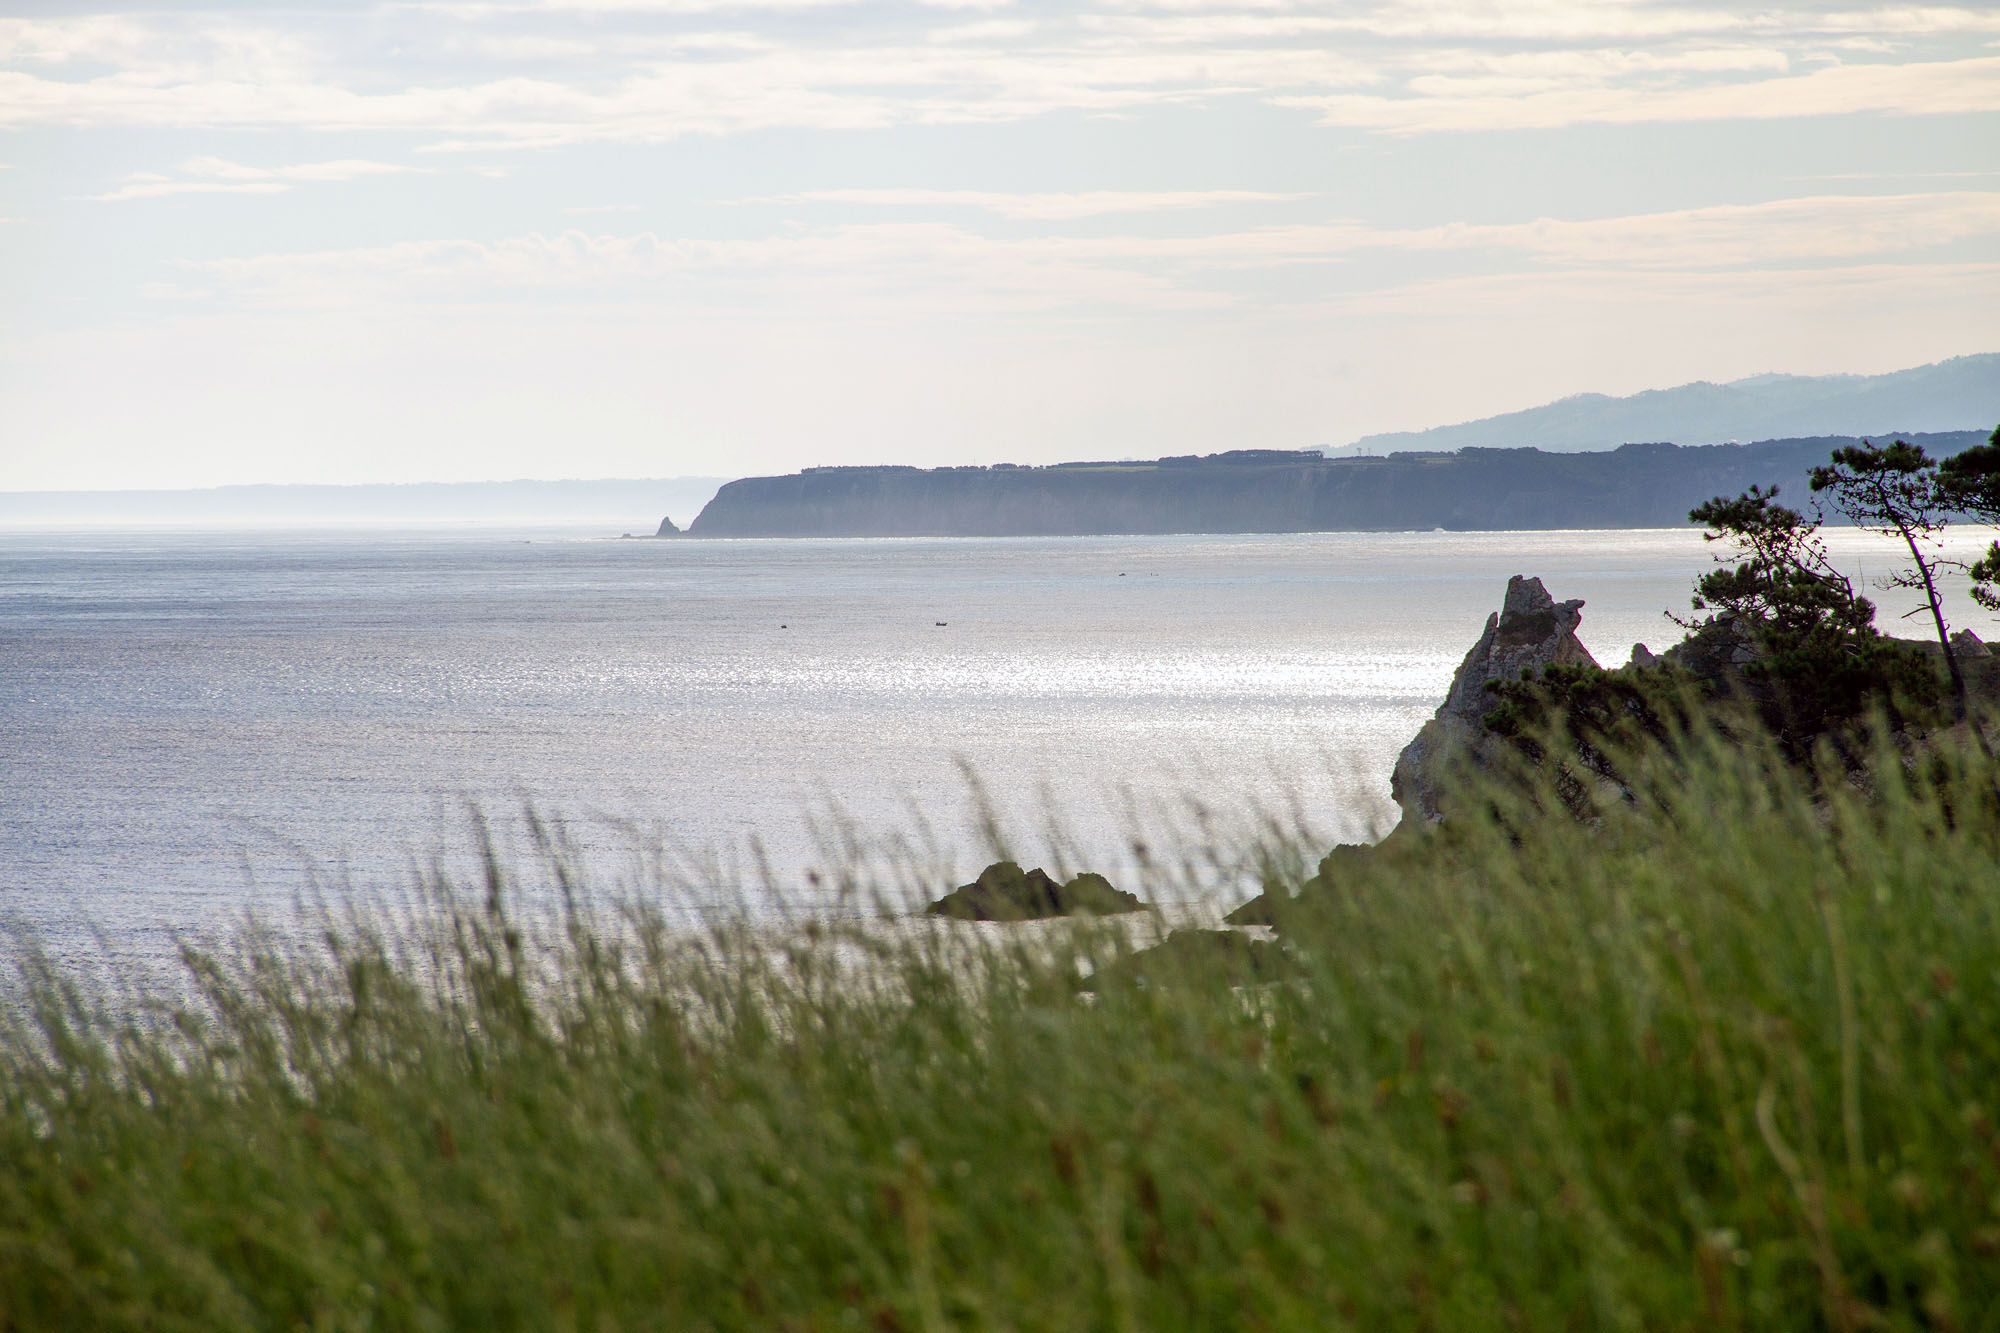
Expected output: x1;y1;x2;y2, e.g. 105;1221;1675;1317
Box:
1;525;1976;960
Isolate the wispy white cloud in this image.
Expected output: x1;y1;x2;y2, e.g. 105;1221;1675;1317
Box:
80;156;424;201
138;280;213;300
563;202;642;213
83;180;292;202
1350;191;2000;269
1317;260;2000;327
1790;169;2000;181
430;0;865;15
183;156;424;183
2;6;1996;148
926;19;1038;42
181;191;2000;315
0;16;315;83
741;188;1312;218
1280;54;2000;133
472;35;600;59
1086;1;2000;41
185;223;1231;315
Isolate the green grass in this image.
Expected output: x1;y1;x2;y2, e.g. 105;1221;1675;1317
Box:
5;726;2000;1330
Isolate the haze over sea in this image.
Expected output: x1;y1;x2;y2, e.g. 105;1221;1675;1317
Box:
5;524;1984;965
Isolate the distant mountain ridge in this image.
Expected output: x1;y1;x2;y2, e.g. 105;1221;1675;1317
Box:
1339;354;1999;455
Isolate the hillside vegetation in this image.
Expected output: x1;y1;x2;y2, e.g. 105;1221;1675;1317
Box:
5;719;2000;1329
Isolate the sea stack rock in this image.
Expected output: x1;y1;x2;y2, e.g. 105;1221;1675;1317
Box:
1390;576;1597;825
925;861;1143;921
655;515;683;537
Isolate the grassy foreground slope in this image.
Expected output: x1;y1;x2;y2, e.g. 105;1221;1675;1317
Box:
5;729;2000;1329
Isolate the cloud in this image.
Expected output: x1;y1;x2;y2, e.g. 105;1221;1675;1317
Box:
1043;190;2000;271
1280;54;2000;133
563;202;642;213
740;188;1313;218
0;16;315;83
179;190;2000;318
2;7;1997;148
472;35;600;59
926;19;1038;42
79;156;424;201
1790;169;2000;181
139;281;214;300
1086;1;2000;42
183;156;424;183
82;180;292;202
1317;260;2000;325
430;0;865;15
1372;191;2000;268
186;223;1234;315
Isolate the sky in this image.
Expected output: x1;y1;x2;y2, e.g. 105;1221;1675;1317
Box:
1;2;1997;490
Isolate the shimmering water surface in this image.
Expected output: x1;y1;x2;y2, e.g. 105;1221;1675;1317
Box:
2;525;1978;957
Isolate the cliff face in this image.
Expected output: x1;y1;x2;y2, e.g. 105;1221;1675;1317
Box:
682;433;1986;537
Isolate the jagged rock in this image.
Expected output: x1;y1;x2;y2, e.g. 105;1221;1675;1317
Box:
1222;844;1381;927
655;515;683;537
1220;894;1279;928
1952;628;1990;658
1630;643;1658;668
926;861;1142;921
1080;929;1292;991
1389;576;1598;825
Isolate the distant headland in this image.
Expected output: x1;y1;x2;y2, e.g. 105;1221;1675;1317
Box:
669;432;1989;538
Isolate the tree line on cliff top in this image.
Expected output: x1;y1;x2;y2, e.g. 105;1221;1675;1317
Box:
1486;422;2000;795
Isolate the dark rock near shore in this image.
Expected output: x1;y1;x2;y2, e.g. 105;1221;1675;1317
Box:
1223;844;1387;926
655;516;683;537
926;861;1143;921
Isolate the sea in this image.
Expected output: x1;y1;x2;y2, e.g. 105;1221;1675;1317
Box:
2;525;1982;967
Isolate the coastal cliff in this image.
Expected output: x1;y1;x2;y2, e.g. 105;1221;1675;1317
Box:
682;433;1985;537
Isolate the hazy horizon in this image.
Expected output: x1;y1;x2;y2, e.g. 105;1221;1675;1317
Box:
0;475;730;530
7;354;1990;502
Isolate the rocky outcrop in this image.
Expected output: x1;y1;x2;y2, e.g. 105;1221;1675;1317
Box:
1389;576;1599;825
1225;570;1993;930
654;516;683;537
926;861;1143;921
1661;611;1760;679
1223;844;1384;926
